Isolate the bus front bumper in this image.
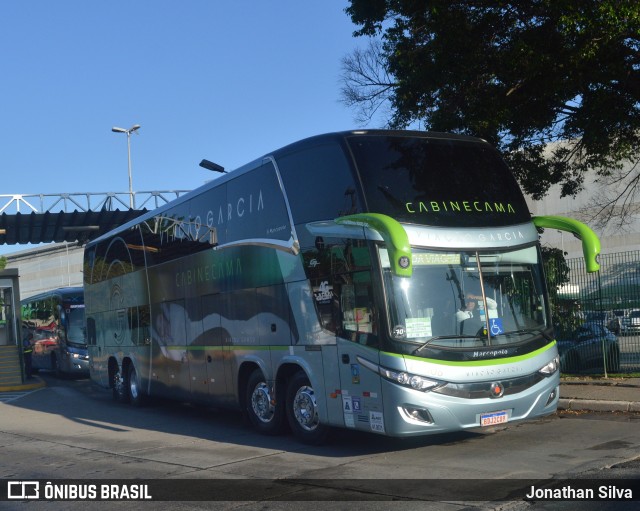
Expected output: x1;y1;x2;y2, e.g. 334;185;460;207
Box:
378;374;559;437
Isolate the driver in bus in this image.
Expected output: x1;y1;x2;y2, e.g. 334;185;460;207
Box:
456;293;497;334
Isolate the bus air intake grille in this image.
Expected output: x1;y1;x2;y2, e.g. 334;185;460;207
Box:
431;373;545;399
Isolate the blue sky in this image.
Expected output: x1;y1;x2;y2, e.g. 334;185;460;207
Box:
0;1;379;255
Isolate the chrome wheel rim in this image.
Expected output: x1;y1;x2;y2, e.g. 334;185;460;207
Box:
251;382;275;423
114;370;125;396
129;370;139;400
292;385;319;431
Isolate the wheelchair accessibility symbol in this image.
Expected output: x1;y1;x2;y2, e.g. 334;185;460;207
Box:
489;318;504;335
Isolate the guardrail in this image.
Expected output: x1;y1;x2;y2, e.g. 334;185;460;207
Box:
0;191;192;214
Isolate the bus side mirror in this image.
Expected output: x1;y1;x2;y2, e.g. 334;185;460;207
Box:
532;215;601;273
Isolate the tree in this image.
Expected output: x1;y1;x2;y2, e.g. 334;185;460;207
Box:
342;1;640;226
540;246;580;337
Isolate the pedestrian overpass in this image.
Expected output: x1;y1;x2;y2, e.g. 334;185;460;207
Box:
0;190;190;246
0;190;191;387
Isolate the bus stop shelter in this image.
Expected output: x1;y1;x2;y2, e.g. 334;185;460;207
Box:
0;269;24;385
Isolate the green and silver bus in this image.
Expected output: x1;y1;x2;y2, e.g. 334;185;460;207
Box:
83;130;600;443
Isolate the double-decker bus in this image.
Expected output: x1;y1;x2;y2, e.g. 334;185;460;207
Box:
83;130;600;443
21;287;89;376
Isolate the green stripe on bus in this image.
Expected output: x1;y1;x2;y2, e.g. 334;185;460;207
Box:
383;341;556;367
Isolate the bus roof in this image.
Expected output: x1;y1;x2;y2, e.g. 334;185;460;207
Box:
22;286;84;304
87;130;530;246
86;130;501;247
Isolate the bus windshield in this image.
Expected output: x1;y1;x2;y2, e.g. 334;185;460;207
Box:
380;246;549;349
65;305;86;346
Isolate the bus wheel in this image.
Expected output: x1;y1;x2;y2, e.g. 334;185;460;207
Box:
286;371;329;445
245;369;283;435
112;366;129;403
128;365;146;407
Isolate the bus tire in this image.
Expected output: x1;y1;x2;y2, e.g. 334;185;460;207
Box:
112;365;129;403
245;369;283;435
285;371;329;445
128;364;146;407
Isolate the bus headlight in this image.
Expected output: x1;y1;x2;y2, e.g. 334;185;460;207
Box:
357;356;442;392
538;356;560;376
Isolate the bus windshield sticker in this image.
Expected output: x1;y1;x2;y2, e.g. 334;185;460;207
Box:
392;325;407;338
489;318;504;336
405;317;432;338
412;253;461;266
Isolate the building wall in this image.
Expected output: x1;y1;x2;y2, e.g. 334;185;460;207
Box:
4;243;84;300
526;170;640;259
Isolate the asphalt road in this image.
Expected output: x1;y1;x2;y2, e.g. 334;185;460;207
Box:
1;372;639;510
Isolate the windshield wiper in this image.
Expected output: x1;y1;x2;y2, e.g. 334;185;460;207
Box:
412;335;482;355
412;328;553;355
490;328;554;343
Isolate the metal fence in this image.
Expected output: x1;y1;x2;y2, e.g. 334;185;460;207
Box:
546;250;640;375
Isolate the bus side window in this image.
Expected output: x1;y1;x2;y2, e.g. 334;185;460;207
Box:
304;237;378;346
303;236;339;333
129;305;151;346
333;273;378;345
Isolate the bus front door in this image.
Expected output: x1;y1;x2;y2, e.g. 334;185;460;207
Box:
337;336;384;435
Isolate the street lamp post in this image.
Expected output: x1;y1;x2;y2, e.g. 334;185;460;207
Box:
111;124;141;208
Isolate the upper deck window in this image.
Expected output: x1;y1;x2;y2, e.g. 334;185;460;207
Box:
347;135;531;228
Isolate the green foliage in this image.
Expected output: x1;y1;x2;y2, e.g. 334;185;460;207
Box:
343;1;640;203
542;246;571;291
0;256;6;271
541;245;580;336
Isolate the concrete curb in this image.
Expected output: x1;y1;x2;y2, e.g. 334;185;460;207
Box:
558;398;640;413
0;376;46;393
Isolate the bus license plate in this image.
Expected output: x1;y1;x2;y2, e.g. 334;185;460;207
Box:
480;410;508;426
